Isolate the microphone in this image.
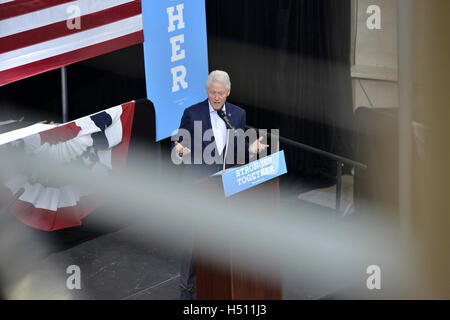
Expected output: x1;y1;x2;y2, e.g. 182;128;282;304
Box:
217;109;235;130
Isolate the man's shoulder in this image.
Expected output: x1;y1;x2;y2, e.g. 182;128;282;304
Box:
184;99;208;114
226;102;246;116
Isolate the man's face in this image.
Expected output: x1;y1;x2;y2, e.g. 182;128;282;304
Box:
207;82;230;111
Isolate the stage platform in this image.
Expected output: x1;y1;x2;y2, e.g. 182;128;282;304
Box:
1;187;347;300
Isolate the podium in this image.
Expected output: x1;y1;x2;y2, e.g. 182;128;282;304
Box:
194;166;282;300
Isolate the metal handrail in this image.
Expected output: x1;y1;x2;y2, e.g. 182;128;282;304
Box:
246;125;367;212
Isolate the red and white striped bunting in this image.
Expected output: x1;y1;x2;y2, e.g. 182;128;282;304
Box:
0;101;136;231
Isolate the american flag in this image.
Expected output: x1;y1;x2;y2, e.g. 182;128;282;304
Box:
0;0;144;86
0;101;135;231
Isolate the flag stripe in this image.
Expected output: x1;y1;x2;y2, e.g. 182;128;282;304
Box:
0;15;143;71
0;123;56;146
90;111;113;131
12;196;102;231
91;132;109;150
39;122;82;145
90;110;113;149
111;102;135;172
8;180;84;210
104;106;124;148
0;1;142;54
0;0;135;34
0;0;73;20
0;30;143;86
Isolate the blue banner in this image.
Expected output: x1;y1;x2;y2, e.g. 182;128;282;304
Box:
217;151;288;198
142;0;209;141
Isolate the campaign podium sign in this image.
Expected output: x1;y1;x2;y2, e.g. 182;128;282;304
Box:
212;151;288;197
198;151;286;299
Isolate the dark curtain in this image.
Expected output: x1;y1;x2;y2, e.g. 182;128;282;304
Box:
206;0;355;180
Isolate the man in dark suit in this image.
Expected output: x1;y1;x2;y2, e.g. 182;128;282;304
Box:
172;70;268;299
173;71;267;173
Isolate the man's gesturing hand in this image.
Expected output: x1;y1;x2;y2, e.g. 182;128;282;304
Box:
249;136;269;154
175;141;191;157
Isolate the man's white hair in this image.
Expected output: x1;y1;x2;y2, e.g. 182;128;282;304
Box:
206;70;231;91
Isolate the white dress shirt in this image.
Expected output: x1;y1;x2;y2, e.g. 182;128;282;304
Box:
208;101;227;155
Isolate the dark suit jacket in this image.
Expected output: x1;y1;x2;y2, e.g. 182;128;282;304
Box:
174;99;249;180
